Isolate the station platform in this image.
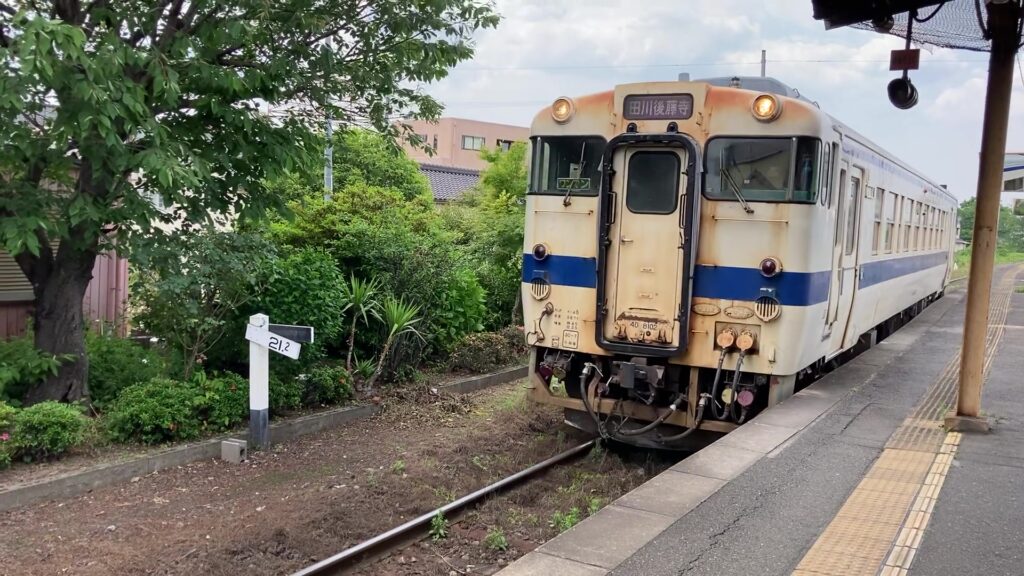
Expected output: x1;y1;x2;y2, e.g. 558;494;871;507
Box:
500;264;1024;576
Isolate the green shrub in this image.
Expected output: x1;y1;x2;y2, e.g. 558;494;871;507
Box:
0;333;68;402
0;401;17;432
0;401;15;469
269;375;303;415
448;327;529;373
105;378;203;444
200;372;249;431
304;366;354;406
268;184;487;361
86;331;166;409
11;401;87;461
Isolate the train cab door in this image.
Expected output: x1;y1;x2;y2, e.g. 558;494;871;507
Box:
602;147;689;352
826;162;863;355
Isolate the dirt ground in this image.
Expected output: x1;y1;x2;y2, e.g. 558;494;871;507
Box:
0;382;672;576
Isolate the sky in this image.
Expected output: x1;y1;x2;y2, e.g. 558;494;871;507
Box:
422;0;1024;201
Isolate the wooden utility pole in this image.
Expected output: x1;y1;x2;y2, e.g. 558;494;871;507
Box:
948;0;1022;432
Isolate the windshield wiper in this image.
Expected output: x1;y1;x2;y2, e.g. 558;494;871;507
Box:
722;165;755;214
563;141;587;207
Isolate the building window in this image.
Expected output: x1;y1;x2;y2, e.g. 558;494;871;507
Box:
461;135;485;150
497;139;515;151
432;135;438;150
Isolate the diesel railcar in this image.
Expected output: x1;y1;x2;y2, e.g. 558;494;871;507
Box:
521;76;957;447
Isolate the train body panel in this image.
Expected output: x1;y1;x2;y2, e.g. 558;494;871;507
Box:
521;76;957;446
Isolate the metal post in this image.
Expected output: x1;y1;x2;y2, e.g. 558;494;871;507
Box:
948;0;1021;433
249;313;271;449
761;49;767;77
324;115;333;201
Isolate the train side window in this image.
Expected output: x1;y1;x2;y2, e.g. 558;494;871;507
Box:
885;191;897;253
625;151;680;214
917;199;925;249
820;145;831;206
905;195;913;250
873;187;885;254
835;168;847;248
933;207;940;249
844;175;860;256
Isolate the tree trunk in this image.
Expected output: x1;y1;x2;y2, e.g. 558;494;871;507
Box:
346;317;357;371
24;244;97;405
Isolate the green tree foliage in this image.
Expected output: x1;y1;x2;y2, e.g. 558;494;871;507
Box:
269;185;485;358
443;143;528;329
958;197;1024;252
134;231;277;379
331;130;432;201
0;0;498;403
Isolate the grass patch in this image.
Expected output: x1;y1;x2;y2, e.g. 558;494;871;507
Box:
429;511;449;541
484;527;509;551
952;250;1024;281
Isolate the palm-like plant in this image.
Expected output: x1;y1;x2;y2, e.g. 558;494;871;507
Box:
367;297;424;391
341;275;382;371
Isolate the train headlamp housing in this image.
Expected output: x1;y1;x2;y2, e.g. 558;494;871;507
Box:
759;257;782;278
551;97;575;123
532;243;549;261
751;94;782;122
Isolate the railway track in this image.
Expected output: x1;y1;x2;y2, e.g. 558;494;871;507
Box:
291;439;599;576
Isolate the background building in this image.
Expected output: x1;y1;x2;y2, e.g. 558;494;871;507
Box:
1005;152;1024;213
400;117;528;172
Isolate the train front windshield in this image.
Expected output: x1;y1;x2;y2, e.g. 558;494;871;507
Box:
705;137;820;203
529;136;606;195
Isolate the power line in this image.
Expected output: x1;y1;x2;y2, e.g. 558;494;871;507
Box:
451;58;988;72
1018;54;1024;89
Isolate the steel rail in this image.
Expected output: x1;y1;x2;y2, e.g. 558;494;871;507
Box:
291;438;598;576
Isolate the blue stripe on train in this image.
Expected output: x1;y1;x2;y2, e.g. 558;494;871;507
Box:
521;252;948;305
522;254;598;289
691;266;831;305
859;251;948;288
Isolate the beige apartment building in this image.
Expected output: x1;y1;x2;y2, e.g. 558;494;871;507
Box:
400;117;529;171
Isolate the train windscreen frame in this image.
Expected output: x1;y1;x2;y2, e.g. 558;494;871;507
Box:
529;136;606;196
704;136;821;203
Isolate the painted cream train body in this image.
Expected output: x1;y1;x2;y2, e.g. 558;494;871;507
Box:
521;76;957;446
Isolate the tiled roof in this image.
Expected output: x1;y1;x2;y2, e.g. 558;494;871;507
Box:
420;163;480;202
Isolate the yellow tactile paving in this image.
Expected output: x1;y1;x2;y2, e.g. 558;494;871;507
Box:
793;266;1023;576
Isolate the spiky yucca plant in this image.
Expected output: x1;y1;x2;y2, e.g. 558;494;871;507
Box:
341;275;382;371
367;297;424;391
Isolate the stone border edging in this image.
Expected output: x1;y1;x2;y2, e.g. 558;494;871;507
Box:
498;293;964;576
0;364;528;513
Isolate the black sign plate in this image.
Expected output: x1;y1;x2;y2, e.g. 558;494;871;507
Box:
623;94;694;120
268;324;315;343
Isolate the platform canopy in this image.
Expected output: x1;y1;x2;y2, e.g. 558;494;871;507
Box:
812;0;1023;52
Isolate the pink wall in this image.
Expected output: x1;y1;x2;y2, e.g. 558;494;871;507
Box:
0;252;128;340
401;118;529;171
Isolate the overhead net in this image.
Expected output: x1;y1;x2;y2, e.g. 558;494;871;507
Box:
851;0;1022;52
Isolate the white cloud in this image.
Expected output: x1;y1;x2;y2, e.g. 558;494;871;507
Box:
423;0;1024;201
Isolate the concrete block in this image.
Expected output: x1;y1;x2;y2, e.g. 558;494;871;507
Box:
943;412;991;433
718;422;800;454
615;470;725;518
220;439;247;463
539;505;674;569
670;442;763;481
497;551;607;576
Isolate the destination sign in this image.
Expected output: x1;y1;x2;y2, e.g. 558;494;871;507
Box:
623;94;694;120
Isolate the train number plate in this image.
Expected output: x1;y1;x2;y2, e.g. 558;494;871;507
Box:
613;316;672;344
